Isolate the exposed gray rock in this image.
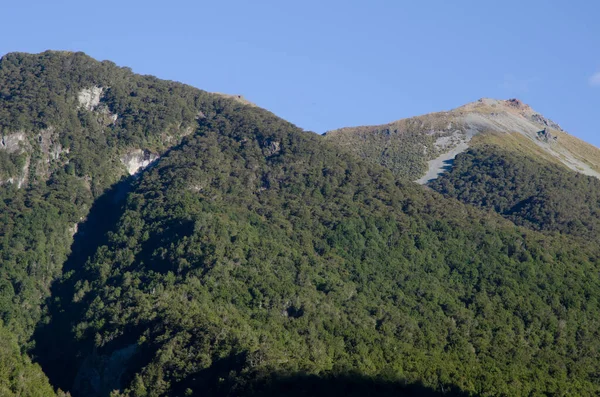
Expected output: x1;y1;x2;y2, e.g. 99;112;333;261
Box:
0;132;26;153
0;156;30;188
537;128;558;143
120;149;160;175
68;222;79;238
78;86;104;111
530;113;563;132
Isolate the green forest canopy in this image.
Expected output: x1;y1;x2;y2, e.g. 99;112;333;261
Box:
0;51;598;396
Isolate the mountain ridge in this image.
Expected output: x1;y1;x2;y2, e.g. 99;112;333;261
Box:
325;97;600;183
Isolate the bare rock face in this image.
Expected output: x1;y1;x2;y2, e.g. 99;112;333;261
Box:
0;132;30;187
78;86;104;111
77;86;119;125
120;149;159;175
530;113;563;131
537;128;558;143
68;223;79;238
0;157;30;188
0;132;26;153
505;98;528;109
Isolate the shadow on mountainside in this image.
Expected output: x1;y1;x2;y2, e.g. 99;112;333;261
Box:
30;177;480;397
30;138;476;397
171;367;476;397
32;176;134;393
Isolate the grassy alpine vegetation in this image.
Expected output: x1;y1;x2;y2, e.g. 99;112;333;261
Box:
323;114;468;181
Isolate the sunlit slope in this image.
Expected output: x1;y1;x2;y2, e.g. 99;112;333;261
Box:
325;98;600;183
40;96;600;397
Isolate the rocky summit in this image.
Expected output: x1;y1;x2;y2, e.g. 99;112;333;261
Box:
325;98;600;183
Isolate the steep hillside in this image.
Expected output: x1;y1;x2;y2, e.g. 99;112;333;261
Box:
324;98;600;183
33;93;600;397
0;51;262;343
324;97;600;243
1;52;599;396
0;51;271;393
429;145;600;240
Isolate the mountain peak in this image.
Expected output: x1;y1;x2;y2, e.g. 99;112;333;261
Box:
451;97;564;132
457;97;530;111
326;98;600;183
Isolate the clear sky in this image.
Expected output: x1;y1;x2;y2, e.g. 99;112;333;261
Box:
2;0;600;146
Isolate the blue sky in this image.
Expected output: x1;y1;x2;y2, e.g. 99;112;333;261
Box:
2;0;600;146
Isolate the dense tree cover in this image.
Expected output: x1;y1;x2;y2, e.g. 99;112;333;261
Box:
0;172;92;342
0;51;249;344
0;50;227;192
34;101;600;397
0;323;58;396
429;146;600;239
2;51;600;396
0;51;259;392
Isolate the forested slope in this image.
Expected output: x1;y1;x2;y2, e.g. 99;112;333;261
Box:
0;51;599;396
0;323;58;397
0;50;258;342
429;146;600;240
0;51;262;393
36;100;600;396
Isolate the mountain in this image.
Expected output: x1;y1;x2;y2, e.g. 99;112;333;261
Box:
0;52;599;396
0;50;258;394
324;98;600;183
0;50;244;343
325;98;600;242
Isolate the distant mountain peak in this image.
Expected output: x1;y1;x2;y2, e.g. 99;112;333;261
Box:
457;97;530;110
451;97;564;132
325;98;599;183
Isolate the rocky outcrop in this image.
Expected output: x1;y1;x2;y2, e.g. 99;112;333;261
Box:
0;132;30;187
78;87;104;111
537;128;558;143
326;97;600;183
530;113;563;131
120;149;159;175
1;156;30;188
0;132;26;153
78;86;118;124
